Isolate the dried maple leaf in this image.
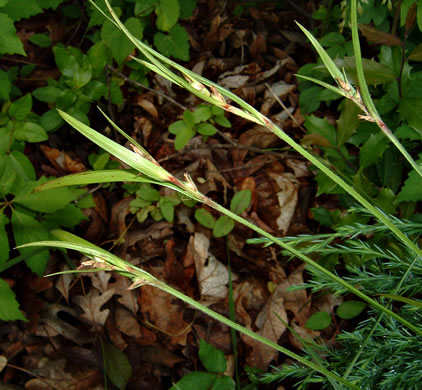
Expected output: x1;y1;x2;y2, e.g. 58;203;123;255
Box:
139;285;190;346
73;288;114;330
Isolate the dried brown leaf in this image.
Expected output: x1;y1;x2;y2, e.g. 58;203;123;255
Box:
359;24;401;46
73;288;114;330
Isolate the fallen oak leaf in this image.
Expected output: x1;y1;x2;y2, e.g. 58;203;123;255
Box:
73;288;115;331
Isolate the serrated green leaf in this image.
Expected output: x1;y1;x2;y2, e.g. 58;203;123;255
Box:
230;190;251;215
42;203;88;230
0;14;25;55
155;0;179;31
0;70;12;100
304;115;336;146
28;33;51;47
14;180;85;213
0;279;27;321
102;341;132;390
194;208;215;229
101;17;144;64
399;97;422;135
9;151;36;191
134;0;158;17
170;371;216;390
213;215;235;238
336;300;366;320
153;24;190;61
15;121;48;142
199;339;227;373
12;208;49;275
0;212;10;265
0;0;42;21
305;311;332;330
9;94;32;120
396;168;422;203
197;123;217;136
359;132;389;169
337;99;361;146
319;32;345;47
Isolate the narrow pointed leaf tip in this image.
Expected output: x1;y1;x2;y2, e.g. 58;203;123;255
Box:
57;109;172;183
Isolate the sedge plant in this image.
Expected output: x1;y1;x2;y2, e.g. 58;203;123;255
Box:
19;0;422;388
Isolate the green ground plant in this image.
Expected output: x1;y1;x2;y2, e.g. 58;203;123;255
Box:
170;339;235;390
19;0;422;388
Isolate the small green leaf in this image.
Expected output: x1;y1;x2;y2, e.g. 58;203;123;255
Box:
137;184;160;202
9;151;36;191
0;14;25;55
174;126;195;150
160;201;175;222
305;311;332;330
33;86;62;103
15;121;48;143
193;106;212;123
336;300;366;320
9;94;32;120
213;215;235;238
39;109;64;132
195;208;215;229
155;0;179;31
169;120;188;135
28;33;52;47
72;66;92;89
230;190;251;215
83;80;107;101
199;339;227;373
12;208;49;275
53;46;80;79
102;17;144;64
153;24;190;61
102;341;132;390
214;114;231;128
212;375;235;390
170;371;217;390
183;109;195;128
197;123;217;136
320;32;345;47
0;279;27;321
